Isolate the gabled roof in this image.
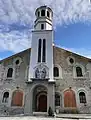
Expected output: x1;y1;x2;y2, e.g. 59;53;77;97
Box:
0;48;31;63
0;45;91;63
53;45;91;62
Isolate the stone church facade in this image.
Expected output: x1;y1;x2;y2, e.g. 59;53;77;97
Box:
0;6;91;116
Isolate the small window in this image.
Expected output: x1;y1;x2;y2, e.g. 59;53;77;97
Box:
47;11;50;17
14;57;22;66
76;67;83;77
55;93;60;106
69;58;74;64
15;60;20;65
54;67;59;77
38;11;40;17
79;92;86;103
41;10;45;16
7;68;13;78
38;39;42;62
2;92;9;103
41;24;44;30
42;39;46;62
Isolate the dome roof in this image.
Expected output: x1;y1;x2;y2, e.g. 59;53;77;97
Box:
35;5;53;17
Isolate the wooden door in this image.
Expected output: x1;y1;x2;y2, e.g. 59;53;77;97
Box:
38;94;47;112
64;89;76;107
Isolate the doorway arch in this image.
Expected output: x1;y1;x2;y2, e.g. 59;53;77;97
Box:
37;92;47;112
33;85;47;112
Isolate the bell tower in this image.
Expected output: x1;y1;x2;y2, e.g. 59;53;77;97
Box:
34;6;53;30
28;6;54;82
25;6;55;115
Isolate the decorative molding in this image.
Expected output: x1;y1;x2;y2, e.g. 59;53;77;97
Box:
34;63;49;79
13;57;22;66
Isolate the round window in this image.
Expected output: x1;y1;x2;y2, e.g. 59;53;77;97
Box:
69;58;74;64
15;60;20;65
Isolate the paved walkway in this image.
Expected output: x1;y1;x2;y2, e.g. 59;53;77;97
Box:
0;116;80;120
57;114;91;119
0;114;91;120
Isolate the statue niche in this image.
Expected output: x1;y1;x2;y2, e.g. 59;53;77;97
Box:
34;64;49;79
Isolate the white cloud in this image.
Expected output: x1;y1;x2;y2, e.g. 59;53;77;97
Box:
0;30;31;53
0;0;91;55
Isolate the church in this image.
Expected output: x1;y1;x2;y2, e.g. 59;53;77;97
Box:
0;5;91;116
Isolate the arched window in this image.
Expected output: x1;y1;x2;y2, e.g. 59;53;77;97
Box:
38;39;42;62
54;67;59;77
76;67;83;77
2;92;9;103
11;90;23;106
79;92;86;103
38;11;40;17
41;24;44;30
42;39;46;62
55;93;60;106
41;10;45;16
7;68;13;78
47;11;50;17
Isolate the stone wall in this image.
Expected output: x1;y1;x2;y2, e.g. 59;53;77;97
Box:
0;105;24;116
0;46;91;115
53;46;91;113
0;49;30;116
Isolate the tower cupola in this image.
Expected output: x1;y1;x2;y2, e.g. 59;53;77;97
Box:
34;6;53;30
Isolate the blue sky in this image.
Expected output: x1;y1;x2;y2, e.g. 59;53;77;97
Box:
55;23;91;58
55;23;91;48
0;0;91;59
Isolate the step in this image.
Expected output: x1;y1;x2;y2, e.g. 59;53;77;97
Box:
33;112;47;116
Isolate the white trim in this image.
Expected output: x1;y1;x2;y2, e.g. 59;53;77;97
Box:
13;57;22;66
41;39;43;62
25;65;29;80
66;56;75;66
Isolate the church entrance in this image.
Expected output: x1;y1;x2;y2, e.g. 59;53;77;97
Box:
33;85;47;112
37;92;47;112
